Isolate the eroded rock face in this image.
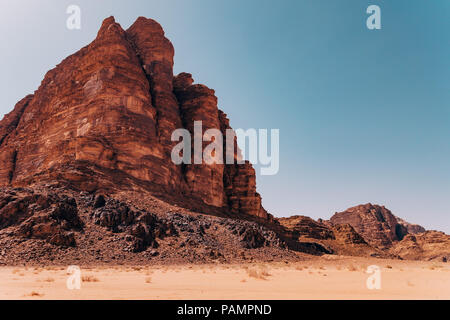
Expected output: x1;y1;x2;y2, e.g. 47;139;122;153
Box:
332;224;367;245
0;16;268;220
390;231;450;262
277;215;375;256
0;189;83;246
278;215;335;240
218;110;269;219
329;204;423;248
395;216;426;234
91;197;177;252
174;75;226;207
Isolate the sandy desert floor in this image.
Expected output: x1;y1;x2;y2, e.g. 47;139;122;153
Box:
0;256;449;300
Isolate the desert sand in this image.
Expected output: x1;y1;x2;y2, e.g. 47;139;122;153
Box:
1;256;449;300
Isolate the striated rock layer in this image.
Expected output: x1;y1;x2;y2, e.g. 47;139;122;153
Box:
277;215;390;258
0;17;268;220
329;204;426;248
390;231;450;262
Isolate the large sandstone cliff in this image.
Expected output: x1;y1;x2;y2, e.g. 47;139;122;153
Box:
0;17;268;220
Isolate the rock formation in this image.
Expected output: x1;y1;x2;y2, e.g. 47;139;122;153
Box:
277;215;387;257
395;216;426;234
278;215;335;240
329;203;426;248
0;186;289;265
0;16;268;220
91;196;178;252
390;231;450;262
0;189;83;247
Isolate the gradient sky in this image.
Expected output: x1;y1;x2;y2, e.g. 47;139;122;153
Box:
0;0;449;232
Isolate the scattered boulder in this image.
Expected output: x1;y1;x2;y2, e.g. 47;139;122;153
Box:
0;189;83;247
241;228;267;249
93;195;106;208
91;198;177;252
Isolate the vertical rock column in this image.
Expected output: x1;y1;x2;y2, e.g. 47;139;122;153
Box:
218;111;269;219
0;95;34;185
126;17;185;190
174;72;268;217
173;73;226;207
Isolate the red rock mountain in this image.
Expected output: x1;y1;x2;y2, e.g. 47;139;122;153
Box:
0;17;268;220
277;215;389;257
329;203;426;248
390;231;450;261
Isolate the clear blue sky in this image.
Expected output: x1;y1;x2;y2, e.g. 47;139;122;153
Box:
1;0;449;232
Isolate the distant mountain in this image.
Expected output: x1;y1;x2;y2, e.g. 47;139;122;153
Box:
277;215;391;258
391;231;450;262
329;203;423;248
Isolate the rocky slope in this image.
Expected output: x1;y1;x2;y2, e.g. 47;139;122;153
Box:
0;186;294;266
329;204;414;248
278;215;391;258
0;16;267;220
327;203;450;261
390;231;450;262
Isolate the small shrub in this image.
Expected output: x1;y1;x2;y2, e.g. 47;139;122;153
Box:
29;291;43;297
82;275;100;282
347;264;358;272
